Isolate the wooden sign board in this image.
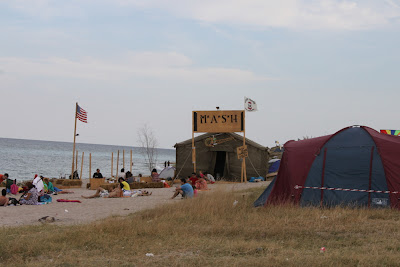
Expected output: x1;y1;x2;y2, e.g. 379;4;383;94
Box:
237;145;248;159
193;110;244;133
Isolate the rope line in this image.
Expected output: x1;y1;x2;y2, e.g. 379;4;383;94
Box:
247;156;261;177
174;150;192;179
295;185;399;194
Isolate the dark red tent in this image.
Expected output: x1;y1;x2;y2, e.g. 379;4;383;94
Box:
255;126;400;208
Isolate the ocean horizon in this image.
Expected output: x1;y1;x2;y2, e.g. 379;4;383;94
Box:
0;137;175;181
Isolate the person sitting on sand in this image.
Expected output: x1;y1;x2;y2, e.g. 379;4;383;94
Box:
4;174;13;193
33;174;44;198
204;172;215;183
93;169;103;178
171;178;194;199
43;178;55;194
0;189;8;206
151;169;160;182
19;182;39;205
188;173;199;188
82;184;123;199
119;177;131;196
119;168;126;179
195;176;208;190
199;170;205;178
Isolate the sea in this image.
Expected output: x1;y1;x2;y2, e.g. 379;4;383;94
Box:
0;138;175;181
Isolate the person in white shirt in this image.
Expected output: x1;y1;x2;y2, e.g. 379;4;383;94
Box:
119;168;126;179
32;174;45;197
204;172;215;183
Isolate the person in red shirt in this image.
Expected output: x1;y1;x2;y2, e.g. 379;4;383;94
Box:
188;173;199;188
0;174;4;184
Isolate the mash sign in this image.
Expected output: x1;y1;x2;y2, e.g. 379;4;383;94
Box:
193;110;244;133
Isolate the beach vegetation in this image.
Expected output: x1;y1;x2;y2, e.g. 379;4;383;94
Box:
1;187;400;266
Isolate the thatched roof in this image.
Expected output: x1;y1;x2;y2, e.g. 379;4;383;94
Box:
174;132;268;150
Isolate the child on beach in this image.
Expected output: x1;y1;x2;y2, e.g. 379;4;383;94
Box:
0;189;8;206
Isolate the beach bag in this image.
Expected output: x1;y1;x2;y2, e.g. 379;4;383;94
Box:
40;194;52;203
8;198;19;205
10;184;18;195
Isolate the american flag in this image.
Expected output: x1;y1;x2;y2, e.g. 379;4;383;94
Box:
76;105;87;123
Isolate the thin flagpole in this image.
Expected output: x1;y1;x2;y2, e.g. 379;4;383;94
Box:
71;102;78;179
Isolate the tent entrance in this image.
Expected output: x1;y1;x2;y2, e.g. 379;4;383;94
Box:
214;151;226;179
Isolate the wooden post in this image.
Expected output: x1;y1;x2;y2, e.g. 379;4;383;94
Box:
192;129;196;173
80;152;84;180
116;150;120;179
242;110;247;182
123;150;125;169
111;152;114;178
71;102;78;179
76;150;78;172
89;153;92;179
130;150;133;173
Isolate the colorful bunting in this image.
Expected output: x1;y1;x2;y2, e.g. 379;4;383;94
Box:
380;129;400;136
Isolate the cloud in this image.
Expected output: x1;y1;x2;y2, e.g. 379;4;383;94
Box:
0;52;271;85
5;0;399;30
116;0;400;30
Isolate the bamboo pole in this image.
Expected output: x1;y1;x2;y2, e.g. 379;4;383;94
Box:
123;150;125;169
243;110;247;182
116;150;120;179
80;152;84;180
111;152;114;178
89;153;92;179
130;150;132;173
71;102;78;179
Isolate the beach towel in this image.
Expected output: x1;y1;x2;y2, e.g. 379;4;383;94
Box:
40;195;52;203
56;199;81;203
58;191;74;194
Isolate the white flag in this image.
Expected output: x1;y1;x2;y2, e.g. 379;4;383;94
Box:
244;97;257;111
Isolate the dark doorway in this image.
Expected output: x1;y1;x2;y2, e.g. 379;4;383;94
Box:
214;151;226;179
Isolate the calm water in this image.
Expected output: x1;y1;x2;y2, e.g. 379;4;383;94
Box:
0;138;175;181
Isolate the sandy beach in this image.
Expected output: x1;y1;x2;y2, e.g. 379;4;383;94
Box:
0;180;268;227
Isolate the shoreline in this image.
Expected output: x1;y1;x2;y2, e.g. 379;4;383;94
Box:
0;181;269;227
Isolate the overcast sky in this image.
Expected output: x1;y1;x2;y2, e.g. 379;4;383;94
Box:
1;0;400;148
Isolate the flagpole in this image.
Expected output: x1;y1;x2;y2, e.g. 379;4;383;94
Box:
71;102;78;179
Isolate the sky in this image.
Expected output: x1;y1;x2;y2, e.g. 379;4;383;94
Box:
1;0;400;149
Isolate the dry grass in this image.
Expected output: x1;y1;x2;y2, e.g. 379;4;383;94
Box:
1;187;400;266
